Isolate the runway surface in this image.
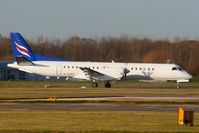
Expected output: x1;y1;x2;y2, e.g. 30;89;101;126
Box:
0;86;199;112
0;103;198;112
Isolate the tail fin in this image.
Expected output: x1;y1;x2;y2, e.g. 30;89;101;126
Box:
10;32;36;62
10;32;68;63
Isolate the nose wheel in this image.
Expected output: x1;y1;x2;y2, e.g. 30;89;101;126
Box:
105;82;111;88
177;82;181;89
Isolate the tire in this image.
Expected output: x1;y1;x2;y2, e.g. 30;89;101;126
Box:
105;82;111;88
92;82;98;88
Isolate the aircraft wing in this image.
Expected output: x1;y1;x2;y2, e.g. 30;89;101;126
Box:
79;67;106;80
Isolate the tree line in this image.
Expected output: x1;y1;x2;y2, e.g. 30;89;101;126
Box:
0;35;199;75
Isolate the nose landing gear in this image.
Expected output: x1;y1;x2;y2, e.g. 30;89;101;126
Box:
177;82;181;89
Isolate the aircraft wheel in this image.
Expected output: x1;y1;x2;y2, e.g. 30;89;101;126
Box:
105;82;111;88
92;82;98;88
177;82;181;89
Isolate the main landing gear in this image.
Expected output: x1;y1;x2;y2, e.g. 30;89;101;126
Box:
91;81;112;88
105;82;111;88
92;82;98;88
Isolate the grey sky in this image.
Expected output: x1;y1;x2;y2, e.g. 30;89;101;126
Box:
0;0;199;40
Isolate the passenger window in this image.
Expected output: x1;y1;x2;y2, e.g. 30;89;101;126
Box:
152;68;154;71
135;68;137;70
97;67;99;69
172;67;177;70
131;67;133;70
148;68;150;71
68;66;70;68
140;68;142;70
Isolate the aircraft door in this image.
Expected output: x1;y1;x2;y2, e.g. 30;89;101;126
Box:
56;65;62;75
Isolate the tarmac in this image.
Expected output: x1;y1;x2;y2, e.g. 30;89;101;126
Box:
0;103;198;112
0;86;199;112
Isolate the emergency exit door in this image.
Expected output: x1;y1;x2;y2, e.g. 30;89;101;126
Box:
56;65;62;75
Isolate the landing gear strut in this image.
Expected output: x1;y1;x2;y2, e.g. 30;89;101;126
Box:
177;82;181;89
105;82;111;88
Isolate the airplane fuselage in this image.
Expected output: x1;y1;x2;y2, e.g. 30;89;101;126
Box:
8;61;192;82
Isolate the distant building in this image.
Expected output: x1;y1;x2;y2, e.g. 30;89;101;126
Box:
0;61;67;81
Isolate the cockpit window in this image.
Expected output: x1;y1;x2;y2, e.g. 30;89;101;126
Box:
172;67;183;71
177;67;183;71
172;67;177;70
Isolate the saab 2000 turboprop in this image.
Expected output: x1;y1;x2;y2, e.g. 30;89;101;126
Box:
8;32;192;88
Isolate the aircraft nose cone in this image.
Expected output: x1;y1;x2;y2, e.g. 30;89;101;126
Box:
186;73;192;80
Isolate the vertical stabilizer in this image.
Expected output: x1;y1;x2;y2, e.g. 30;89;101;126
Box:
10;32;69;62
10;32;35;61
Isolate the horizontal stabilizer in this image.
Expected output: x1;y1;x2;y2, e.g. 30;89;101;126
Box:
16;56;34;66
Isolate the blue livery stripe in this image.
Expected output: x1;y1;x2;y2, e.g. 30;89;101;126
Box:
10;32;70;62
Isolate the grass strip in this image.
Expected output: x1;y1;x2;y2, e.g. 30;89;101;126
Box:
0;80;199;88
1;87;199;100
0;110;199;133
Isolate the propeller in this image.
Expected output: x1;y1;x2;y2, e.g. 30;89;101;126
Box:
121;68;130;80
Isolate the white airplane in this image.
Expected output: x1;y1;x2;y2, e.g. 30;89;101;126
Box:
8;32;192;88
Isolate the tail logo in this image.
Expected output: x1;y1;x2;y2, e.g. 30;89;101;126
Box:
15;42;30;57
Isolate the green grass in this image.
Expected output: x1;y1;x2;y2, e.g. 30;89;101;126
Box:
0;110;198;133
0;87;199;100
191;75;199;82
0;80;199;88
0;81;89;87
0;85;199;100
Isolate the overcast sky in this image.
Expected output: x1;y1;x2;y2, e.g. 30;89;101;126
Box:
0;0;199;40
